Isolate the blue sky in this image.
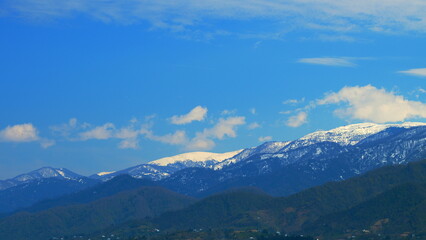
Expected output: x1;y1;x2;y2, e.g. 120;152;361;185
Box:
1;0;426;178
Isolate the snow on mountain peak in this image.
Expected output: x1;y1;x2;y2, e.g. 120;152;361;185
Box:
148;150;243;166
96;171;116;176
300;122;426;146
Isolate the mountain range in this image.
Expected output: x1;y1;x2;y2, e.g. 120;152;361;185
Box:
3;155;426;239
1;122;426;214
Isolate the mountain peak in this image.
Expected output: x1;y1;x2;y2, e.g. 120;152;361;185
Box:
0;167;84;191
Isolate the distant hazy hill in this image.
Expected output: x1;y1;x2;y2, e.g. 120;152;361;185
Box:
0;177;98;213
16;174;157;214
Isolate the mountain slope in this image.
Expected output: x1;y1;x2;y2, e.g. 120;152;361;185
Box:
306;182;426;239
0;186;196;240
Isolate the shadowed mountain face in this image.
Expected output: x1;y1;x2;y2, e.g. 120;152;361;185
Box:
0;186;196;240
0;177;99;213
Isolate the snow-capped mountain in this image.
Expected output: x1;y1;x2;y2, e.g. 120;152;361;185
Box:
297;122;426;147
5;122;426;199
224;122;426;173
161;122;426;196
92;150;243;181
0;167;86;191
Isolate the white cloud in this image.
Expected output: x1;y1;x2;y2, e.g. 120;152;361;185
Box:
398;68;426;77
170;106;208;125
286;112;308;127
7;0;426;36
0;123;39;142
79;123;115;140
318;85;426;123
250;108;256;115
419;88;426;94
297;57;356;67
185;116;245;150
248;122;261;130
258;136;272;142
0;123;55;148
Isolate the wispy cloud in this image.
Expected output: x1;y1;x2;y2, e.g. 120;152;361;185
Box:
170;106;207;125
258;136;272;142
221;109;237;115
144;130;188;145
5;0;426;37
297;57;358;67
77;120;142;149
398;68;426;77
248;122;261;130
